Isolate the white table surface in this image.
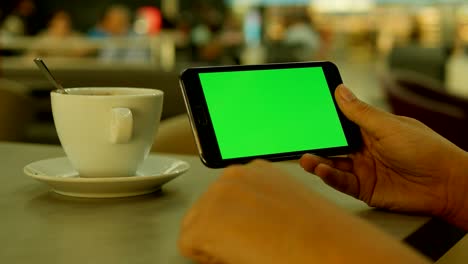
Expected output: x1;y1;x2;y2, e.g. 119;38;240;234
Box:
0;142;435;263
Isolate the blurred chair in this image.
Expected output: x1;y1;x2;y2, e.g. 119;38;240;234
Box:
387;45;449;83
380;70;468;150
0;79;33;141
151;114;198;155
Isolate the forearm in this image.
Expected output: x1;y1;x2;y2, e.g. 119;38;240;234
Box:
287;194;431;264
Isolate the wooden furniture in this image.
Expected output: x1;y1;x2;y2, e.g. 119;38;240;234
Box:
380;70;468;151
0;79;33;141
387;45;449;82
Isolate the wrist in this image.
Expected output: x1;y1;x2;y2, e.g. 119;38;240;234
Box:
444;149;468;230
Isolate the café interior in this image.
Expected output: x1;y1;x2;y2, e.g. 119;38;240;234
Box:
1;0;468;262
1;0;467;150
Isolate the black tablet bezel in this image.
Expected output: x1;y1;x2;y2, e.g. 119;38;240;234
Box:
179;61;362;168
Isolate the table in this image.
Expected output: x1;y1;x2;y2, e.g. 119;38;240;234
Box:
0;142;458;263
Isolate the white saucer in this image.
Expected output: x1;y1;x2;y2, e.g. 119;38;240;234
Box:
24;155;190;198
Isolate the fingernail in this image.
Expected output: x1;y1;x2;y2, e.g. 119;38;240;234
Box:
338;85;356;102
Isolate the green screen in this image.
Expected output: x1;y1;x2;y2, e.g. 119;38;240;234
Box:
199;67;348;159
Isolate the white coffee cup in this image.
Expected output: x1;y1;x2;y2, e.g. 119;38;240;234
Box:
51;87;163;178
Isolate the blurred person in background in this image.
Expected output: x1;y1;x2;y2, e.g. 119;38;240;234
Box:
189;1;224;63
265;9;322;63
88;4;131;38
26;10;93;58
134;6;163;36
88;4;148;63
0;0;36;56
0;0;36;37
211;12;244;64
190;10;248;65
283;9;320;61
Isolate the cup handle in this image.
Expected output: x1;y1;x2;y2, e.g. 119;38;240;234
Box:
110;108;133;144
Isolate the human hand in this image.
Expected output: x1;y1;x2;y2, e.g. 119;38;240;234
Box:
179;160;430;264
300;85;468;229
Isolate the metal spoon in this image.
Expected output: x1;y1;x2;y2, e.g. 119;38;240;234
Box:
33;58;67;94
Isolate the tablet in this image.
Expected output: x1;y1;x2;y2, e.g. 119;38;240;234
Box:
179;61;361;168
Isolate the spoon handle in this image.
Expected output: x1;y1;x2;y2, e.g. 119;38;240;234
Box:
33;58;66;93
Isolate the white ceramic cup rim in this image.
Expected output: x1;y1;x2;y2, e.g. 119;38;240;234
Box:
51;87;163;97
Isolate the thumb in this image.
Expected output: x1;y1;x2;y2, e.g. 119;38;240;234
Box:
335;84;392;137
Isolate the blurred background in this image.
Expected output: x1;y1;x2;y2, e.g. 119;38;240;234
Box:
1;0;468;152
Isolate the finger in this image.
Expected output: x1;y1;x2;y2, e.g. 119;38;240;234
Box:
335;84;394;139
314;163;360;199
300;154;332;172
330;157;353;171
300;153;353;173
